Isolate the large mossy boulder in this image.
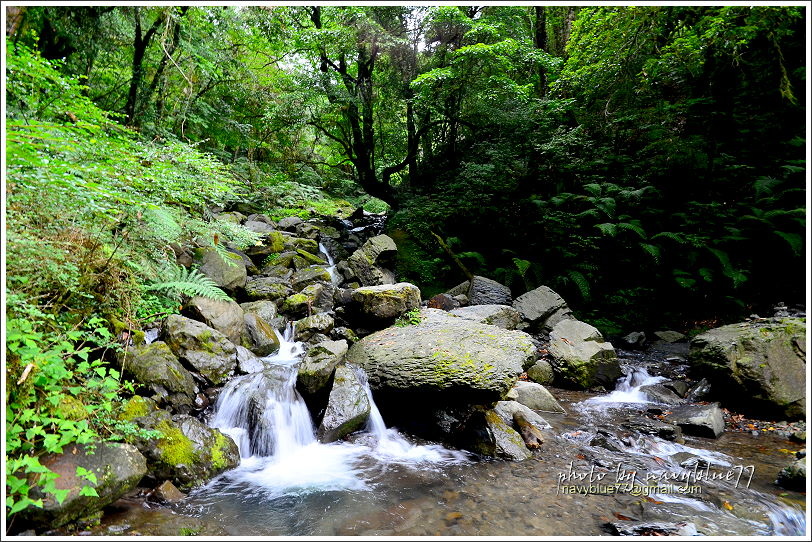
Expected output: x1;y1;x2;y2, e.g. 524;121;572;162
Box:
293;313;335;342
512;285;574;333
132;410;240;490
449;304;521;330
351;282;421;324
194;247;247;293
240;300;278;324
688;318;806;419
345;308;537;403
183;296;245;344
242;313;280;357
317;364;371;443
245;276;293;301
346;234;397;286
117;341;197;409
548;319;620;389
291;266;332;291
297;340;349;395
23;443;147;529
162;315;237;386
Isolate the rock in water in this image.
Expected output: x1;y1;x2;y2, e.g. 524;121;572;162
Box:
526;360;554;385
242;313;280;356
22;443;147;529
776;458;806;491
345;308;536;403
666;403;725;438
512;381;565;413
298;340;349;395
317;365;371;442
689;319;806;419
183;296;245;345
464;409;532;460
548;319;620;389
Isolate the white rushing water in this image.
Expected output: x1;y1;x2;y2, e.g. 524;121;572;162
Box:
208;323;468;499
318;242;340;285
582;365;665;405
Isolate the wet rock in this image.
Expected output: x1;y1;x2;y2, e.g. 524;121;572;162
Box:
162;315;237;386
654;330;686;343
589;430;627;453
512;285;574;333
450;304;521;330
245;276;293;301
132;410;240;490
776;458;806;491
183;296;245;345
606;521;698;536
621;331;647;348
689;318;805;419
512;381;565;413
149;480;186;503
242;313;280;356
291;266;332;291
351;282;421;324
117;342;196;409
468;276;512;306
345;308;536;403
623;416;683;441
298;340;349;395
282;283;335;317
666;403;725;438
445;281;471;297
317;365;371;443
22;443;147;529
239;300;278;325
277;216;303;231
235;345;264;374
293;313;335;342
427;293;461;311
193;247;246;294
464;409;532;460
285;237;320;255
662;380;690;398
332;326;359;344
685;377;711;402
295;222;322;240
493;400;551;431
296;248;327;266
639;383;684;405
526;359;555;386
346;234;397;286
548;319;620;389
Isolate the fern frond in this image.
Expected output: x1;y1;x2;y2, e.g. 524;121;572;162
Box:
212;241;242;268
595;223;618;237
459;251;487;267
707;247;747;288
583;183;601;197
616;221;647;239
512;258;531;278
651;231;687;244
640;243;660;264
566;270;591;301
146;264;231;301
774;231;803;256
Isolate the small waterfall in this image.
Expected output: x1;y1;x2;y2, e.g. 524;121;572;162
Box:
318;242;340;285
584;365;665;405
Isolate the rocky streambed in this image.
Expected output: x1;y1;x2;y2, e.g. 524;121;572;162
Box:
16;210;807;537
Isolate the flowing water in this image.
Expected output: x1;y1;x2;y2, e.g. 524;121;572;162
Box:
91;342;807;536
318;242;340;285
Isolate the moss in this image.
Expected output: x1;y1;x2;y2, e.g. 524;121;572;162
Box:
267;231;285;253
282;293;309;311
210;431;231;471
155;420;197;466
119;396;153;421
58;395;89;420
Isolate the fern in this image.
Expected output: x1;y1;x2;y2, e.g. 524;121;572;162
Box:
640;243;660;264
211;240;242;268
774;231;803;256
707;247;747;288
145;264;231;301
651;231;688;244
564;269;591;301
595;223;618;237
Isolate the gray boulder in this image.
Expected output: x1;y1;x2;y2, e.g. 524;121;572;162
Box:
184;296;245;344
194;247;247;293
351;282;421;323
466;409;532;460
242;313;280;356
526;360;555;385
23;443;146;529
236;345;264;374
654;330;686;343
243;219;275;235
689;319;806;419
281;283;334;317
347;234;397;286
162;315;237;386
468;276;512;306
294;313;335;342
639;383;684;405
317;365;371;442
291;266;332;291
776;458;806;491
622;331;647;348
548;319;620;389
512;381;565;413
245;276;293;301
345;308;537;402
666;403;725;438
298;340;349;395
512;285;574;333
623;416;683;441
493;400;551;430
240;301;277;325
117;342;196;409
450;304;521;330
277;216;303;231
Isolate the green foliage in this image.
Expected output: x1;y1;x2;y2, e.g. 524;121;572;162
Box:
145;264;231;302
395;308;423;327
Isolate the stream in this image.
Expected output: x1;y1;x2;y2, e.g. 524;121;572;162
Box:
91;333;806;536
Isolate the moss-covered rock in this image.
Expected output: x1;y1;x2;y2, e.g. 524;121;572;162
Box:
450;304;521;330
183;296;245;344
162;315;237;386
464;409;532;460
345;308;536;403
689;318;806;419
131;410;239;490
317;364;371;443
293;313;335;342
291;266;332;291
116;341;197;408
347;234;397;286
548;319;620;389
351;282;421;324
297;340;349;395
193;246;247;294
242;312;280;356
296;249;327;265
245;276;293;301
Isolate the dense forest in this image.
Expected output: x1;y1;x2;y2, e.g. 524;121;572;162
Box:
3;4;807;525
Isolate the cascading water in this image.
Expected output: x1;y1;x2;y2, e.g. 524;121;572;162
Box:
583;365;665;405
318;242;340;285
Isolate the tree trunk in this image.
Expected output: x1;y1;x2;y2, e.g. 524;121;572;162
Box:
124;7;165;127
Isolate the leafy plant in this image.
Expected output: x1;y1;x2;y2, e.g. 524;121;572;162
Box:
145;264;231;302
395;308;423;327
